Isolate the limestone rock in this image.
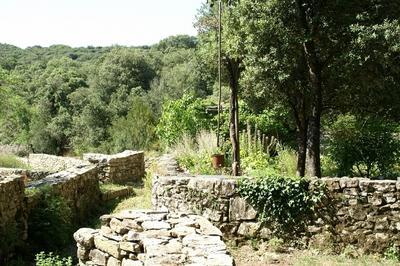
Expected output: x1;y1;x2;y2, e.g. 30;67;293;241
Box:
121;258;143;266
74;228;97;249
94;235;121;259
207;253;234;266
229;197;257;221
196;216;222;236
237;222;260;237
141;221;171;230
107;256;121;266
110;218;129;234
89;249;109;265
170;225;196;238
120;242;141;253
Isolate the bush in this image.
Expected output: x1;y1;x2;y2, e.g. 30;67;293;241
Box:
172;131;218;175
35;252;72;266
326;114;400;178
28;187;73;251
0;154;28;168
156;94;214;147
237;175;325;235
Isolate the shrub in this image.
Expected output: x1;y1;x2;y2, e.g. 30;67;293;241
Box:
156;94;214;147
35;252;72;266
28;187;73;251
384;244;400;262
326;114;400;178
172;131;218;175
237;175;325;236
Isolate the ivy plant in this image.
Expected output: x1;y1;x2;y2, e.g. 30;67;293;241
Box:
237;175;325;236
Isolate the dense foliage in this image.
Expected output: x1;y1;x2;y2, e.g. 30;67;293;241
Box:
326;115;400;178
0;0;399;179
238;176;326;235
27;188;73;251
0;36;213;155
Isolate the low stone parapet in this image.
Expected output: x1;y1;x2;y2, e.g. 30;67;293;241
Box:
74;209;234;266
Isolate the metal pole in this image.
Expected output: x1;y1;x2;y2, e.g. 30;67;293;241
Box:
217;0;222;148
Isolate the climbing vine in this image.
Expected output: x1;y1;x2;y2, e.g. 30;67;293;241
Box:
237;176;326;235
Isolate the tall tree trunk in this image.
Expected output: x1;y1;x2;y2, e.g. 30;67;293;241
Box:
296;0;323;177
226;58;241;176
289;93;308;177
306;75;322;177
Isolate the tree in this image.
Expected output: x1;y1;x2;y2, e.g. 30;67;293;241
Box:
108;97;156;152
230;0;400;177
200;1;244;175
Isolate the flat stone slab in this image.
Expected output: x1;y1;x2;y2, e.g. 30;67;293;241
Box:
75;210;234;266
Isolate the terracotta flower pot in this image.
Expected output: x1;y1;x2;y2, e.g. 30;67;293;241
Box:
211;154;224;169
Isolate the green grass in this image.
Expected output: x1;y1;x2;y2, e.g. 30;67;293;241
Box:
293;252;400;266
0;154;29;169
99;183;130;193
111;172;153;213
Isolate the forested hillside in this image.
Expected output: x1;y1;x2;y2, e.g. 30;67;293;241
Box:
0;35;215;155
1;1;399;179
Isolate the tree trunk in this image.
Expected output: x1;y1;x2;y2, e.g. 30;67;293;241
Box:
226;58;241;176
289;93;308;177
296;108;308;177
296;0;323;177
306;80;322;177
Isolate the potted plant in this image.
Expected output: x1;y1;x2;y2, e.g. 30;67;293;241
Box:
211;147;225;169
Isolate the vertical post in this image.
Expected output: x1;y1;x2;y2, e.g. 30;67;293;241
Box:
217;0;222;148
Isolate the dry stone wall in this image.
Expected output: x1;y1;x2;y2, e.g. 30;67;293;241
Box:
0;168;53;183
74;209;234;266
84;151;145;184
152;175;400;253
0;175;27;258
27;165;101;223
21;153;89;172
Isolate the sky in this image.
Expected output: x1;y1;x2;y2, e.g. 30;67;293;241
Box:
0;0;205;48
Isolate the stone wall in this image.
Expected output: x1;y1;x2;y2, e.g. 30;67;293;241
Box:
0;175;27;258
74;209;234;266
0;168;53;183
27;165;101;223
84;151;145;184
152;175;400;253
21;153;89;172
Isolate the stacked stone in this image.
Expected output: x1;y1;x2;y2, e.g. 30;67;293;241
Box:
24;153;89;172
74;209;234;266
152;176;258;237
84;151;145;184
27;165;101;223
0;175;27;256
0;168;52;183
152;175;400;253
308;177;400;252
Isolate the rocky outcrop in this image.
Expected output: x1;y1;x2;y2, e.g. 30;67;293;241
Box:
84;151;145;184
152;175;400;253
74;210;234;266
